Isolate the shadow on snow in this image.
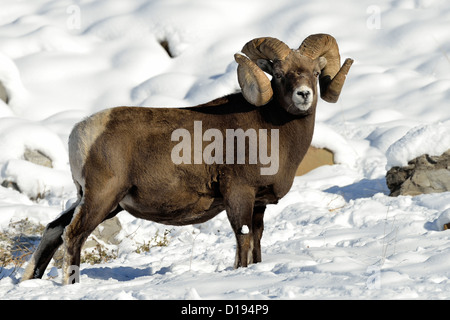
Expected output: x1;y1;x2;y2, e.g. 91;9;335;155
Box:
81;265;172;281
325;178;389;202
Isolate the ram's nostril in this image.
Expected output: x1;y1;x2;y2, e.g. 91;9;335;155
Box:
296;90;310;99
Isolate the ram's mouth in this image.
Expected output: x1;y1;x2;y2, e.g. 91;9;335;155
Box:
292;86;313;111
285;102;312;116
295;101;312;111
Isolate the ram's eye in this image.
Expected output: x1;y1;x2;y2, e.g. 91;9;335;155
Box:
274;72;283;79
314;71;320;77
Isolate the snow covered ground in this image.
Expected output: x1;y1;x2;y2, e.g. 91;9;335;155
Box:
1;0;450;299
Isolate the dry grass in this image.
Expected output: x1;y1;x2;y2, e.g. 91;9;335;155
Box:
134;229;172;254
81;244;118;265
0;218;45;279
0;219;172;280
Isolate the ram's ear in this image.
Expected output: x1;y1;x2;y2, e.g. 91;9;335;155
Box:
235;53;273;106
317;56;327;71
256;59;273;75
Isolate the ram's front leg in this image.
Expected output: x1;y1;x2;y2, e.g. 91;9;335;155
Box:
223;184;256;268
252;205;266;264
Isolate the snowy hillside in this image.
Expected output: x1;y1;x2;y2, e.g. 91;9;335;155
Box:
1;0;450;300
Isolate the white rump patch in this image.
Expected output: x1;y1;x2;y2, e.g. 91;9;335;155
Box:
68;109;112;188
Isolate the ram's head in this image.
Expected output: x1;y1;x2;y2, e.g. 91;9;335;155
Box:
235;34;353;115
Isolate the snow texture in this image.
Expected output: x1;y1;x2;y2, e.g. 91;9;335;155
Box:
240;225;249;235
1;0;450;299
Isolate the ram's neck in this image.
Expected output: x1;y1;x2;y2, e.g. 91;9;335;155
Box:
184;93;258;115
257;99;316;179
183;93;316;166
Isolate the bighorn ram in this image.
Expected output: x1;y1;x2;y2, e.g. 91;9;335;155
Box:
22;34;353;284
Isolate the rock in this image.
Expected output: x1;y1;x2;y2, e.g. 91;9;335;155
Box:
386;149;450;196
23;148;53;168
1;179;21;192
0;80;8;103
51;216;123;268
83;216;122;248
296;146;334;176
0;149;53;198
159;39;175;58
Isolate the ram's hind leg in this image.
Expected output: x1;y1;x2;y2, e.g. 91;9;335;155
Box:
62;181;129;284
21;200;79;281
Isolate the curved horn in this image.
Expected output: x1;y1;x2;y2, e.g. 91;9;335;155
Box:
298;34;353;103
242;37;291;62
235;37;291;106
234;53;273;106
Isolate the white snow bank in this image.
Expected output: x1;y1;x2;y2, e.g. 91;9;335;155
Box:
0;118;69;170
312;123;358;167
0;117;71;199
1;0;450;300
386;120;450;169
0;52;28;113
1;159;73;199
433;208;450;231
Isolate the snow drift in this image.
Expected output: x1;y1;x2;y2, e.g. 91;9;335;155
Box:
0;0;450;299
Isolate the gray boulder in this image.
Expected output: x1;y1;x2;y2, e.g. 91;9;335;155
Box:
386;149;450;196
1;149;53;195
0;80;8;103
84;216;123;248
23;148;53;168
